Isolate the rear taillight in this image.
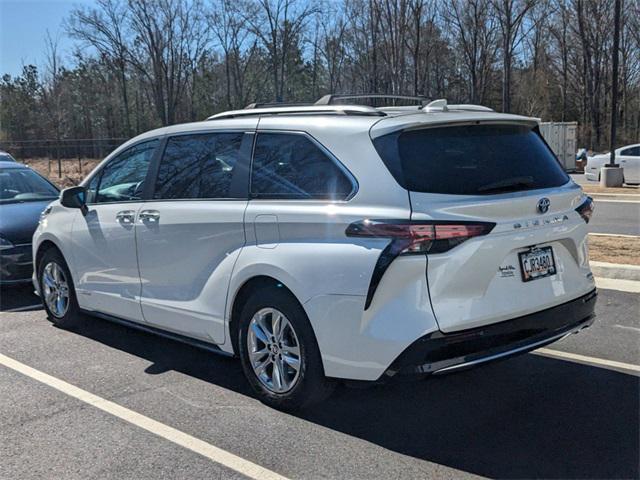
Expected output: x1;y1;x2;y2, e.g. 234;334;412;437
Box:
575;197;594;223
345;220;495;254
346;219;495;310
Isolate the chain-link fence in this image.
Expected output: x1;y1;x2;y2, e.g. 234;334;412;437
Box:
0;138;128;181
0;138;127;160
0;138;128;185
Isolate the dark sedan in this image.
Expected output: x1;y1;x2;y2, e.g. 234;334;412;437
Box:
0;151;17;162
0;161;59;284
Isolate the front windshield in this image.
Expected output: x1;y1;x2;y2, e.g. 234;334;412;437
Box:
0;168;59;203
0;153;16;162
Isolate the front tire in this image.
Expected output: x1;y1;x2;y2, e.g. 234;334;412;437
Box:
238;286;334;410
38;248;81;329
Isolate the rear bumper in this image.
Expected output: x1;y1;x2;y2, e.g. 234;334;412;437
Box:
382;288;597;380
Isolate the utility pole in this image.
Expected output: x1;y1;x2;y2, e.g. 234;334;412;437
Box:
601;0;623;186
608;0;621;167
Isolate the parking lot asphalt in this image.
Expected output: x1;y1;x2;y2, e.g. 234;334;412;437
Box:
569;173;639;236
1;284;638;480
589;200;640;236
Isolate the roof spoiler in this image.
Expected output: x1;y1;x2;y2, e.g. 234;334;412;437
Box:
423;99;494;113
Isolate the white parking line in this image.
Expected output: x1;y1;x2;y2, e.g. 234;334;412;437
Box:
0;353;288;480
535;348;640;375
594;277;640;293
1;304;42;313
614;324;640;333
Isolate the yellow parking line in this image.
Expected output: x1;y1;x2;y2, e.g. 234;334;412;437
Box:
0;353;289;480
535;348;640;375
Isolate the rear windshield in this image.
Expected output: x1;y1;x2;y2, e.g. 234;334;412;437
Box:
373;124;569;195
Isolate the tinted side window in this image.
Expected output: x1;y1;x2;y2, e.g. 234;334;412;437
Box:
96;140;157;203
154;132;244;199
621;146;640;157
251;133;354;199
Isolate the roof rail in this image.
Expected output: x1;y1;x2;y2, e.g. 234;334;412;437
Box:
207;105;385;120
244;101;314;109
315;94;430;106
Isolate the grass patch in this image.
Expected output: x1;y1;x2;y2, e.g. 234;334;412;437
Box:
589;235;640;265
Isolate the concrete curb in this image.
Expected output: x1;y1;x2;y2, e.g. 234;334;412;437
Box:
589;232;639;238
588;193;640;202
590;261;640;281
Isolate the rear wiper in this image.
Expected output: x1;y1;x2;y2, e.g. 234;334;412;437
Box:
477;176;535;193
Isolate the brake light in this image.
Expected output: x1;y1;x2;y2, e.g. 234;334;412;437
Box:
575;197;594;223
345;220;495;254
347;219;495;310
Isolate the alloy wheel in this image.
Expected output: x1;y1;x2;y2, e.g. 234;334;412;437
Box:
247;307;302;393
42;261;70;318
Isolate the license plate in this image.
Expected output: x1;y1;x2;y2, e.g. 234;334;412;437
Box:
518;246;556;282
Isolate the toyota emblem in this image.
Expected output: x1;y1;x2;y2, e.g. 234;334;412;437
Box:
537;197;550;214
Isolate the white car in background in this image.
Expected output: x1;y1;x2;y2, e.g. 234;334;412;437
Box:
585;144;640;183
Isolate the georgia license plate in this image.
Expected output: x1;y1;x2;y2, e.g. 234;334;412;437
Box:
518;246;556;282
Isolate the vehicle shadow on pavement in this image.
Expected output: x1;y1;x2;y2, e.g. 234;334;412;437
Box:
0;285;41;312
300;357;640;480
75;313;639;480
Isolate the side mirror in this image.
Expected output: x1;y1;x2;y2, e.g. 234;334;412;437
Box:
60;186;88;215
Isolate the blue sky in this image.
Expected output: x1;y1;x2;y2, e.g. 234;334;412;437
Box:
0;0;91;77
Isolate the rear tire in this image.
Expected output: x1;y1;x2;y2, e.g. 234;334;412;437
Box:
238;285;335;410
38;248;81;329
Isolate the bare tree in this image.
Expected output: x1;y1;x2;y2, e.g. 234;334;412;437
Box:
67;0;132;135
445;0;497;104
128;0;209;125
317;9;348;94
210;0;255;109
245;0;317;101
41;31;64;175
574;0;613;148
492;0;535;112
377;0;410;94
549;0;571;121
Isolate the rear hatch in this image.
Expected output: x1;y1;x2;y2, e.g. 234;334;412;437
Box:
372;120;595;332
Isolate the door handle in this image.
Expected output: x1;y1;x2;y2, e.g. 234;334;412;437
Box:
139;209;160;222
115;210;136;224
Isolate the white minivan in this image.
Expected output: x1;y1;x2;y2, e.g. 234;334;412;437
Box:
33;97;597;409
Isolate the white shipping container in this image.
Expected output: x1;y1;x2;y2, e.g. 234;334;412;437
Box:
538;122;578;171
